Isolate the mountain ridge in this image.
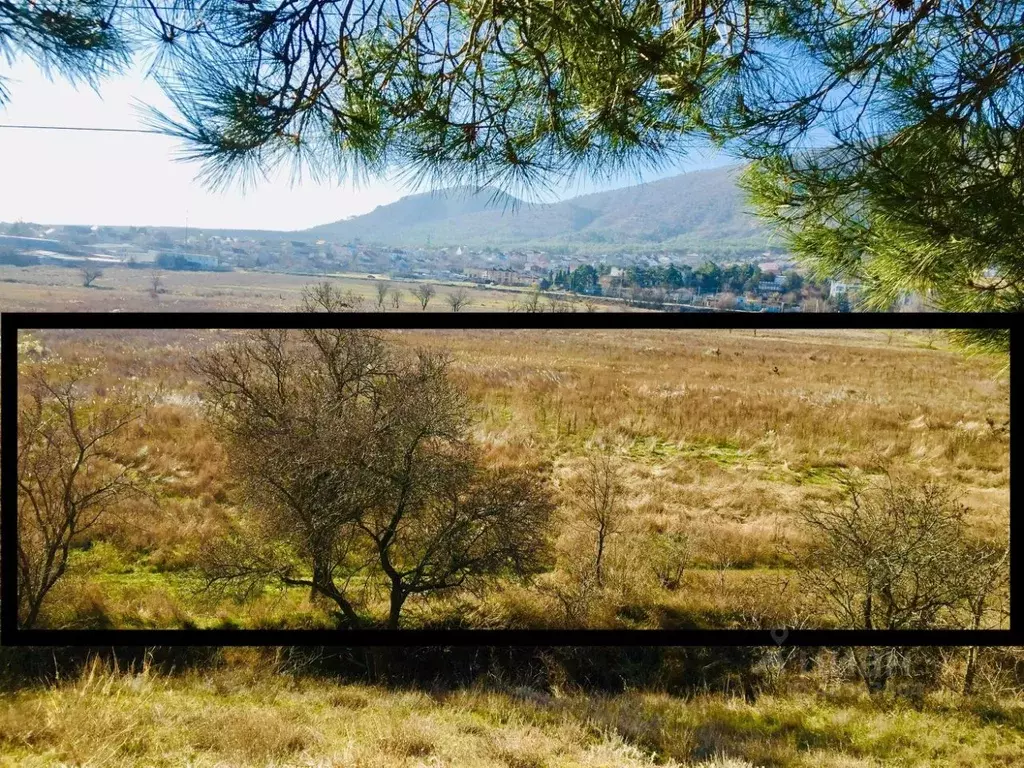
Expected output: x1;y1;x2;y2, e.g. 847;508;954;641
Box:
306;165;779;257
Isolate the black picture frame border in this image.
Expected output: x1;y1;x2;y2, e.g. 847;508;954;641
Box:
1;310;1017;647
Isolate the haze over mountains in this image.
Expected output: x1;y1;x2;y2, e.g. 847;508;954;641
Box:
5;164;782;260
307;165;780;258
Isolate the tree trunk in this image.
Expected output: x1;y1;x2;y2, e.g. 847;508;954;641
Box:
306;571;362;628
852;647;889;695
964;596;987;695
863;647;890;695
388;587;407;629
21;570;60;629
865;667;889;695
23;597;43;630
963;646;980;695
333;598;362;628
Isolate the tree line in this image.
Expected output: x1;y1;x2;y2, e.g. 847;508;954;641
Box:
539;262;815;296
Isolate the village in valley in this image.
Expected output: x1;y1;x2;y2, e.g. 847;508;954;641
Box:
0;221;869;312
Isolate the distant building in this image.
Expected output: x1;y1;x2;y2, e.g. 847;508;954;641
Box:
829;280;860;297
0;234;70;253
92;243;157;263
157;252;228;271
34;253;122;266
464;267;530;286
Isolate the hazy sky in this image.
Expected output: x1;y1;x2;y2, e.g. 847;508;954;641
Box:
1;60;734;231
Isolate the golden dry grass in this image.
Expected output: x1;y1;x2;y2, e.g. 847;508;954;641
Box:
0;657;1022;768
20;327;1010;629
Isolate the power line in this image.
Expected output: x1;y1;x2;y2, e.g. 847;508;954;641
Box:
0;123;161;134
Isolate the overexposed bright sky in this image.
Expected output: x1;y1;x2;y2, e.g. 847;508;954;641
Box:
1;60;733;231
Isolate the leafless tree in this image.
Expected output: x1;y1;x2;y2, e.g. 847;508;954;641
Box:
446;288;472;312
798;472;1007;693
192;328;394;627
413;283;436;310
192;328;554;628
301;281;360;312
390;288;403;310
80;266;103;288
149;272;165;298
357;363;555;625
546;295;579;313
650;529;691;591
566;452;627;587
375;281;390;311
520;289;544;313
16;367;148;627
961;542;1011;694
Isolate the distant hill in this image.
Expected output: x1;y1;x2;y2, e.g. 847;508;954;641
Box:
306;165;780;257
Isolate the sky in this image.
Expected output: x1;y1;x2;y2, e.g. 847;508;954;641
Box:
0;60;735;231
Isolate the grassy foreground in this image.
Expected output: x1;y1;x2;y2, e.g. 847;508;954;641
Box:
1;659;1023;767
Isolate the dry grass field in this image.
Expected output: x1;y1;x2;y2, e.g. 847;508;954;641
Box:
2;651;1023;768
0;265;612;312
18;326;1009;631
5;323;1020;768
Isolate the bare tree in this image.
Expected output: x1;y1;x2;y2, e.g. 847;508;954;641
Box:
650;529;691;591
301;281;361;312
413;283;436;310
390;288;403;310
799;472;1006;693
16;367;148;627
446;288;472;312
80;266;103;288
375;281;390;311
192;328;554;629
961;542;1011;694
566;452;627;587
520;289;544;313
193;328;394;627
358;361;555;625
149;272;165;298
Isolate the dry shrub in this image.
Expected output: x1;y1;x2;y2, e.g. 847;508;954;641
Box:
664;570;807;630
534;562;607;629
111;586;194;628
488;722;575;767
327;688;372;709
374;714;439;759
189;706;321;762
478;581;562;629
39;579;115;629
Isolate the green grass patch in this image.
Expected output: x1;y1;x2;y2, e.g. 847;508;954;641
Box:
626;436;683;463
759;463;850;486
626;436;749;466
797;466;844;486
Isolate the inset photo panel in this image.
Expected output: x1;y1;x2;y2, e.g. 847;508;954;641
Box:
1;313;1015;646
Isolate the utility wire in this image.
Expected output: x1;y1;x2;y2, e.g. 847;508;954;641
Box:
0;124;161;134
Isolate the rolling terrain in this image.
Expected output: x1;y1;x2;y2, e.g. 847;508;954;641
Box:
307;165;777;255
